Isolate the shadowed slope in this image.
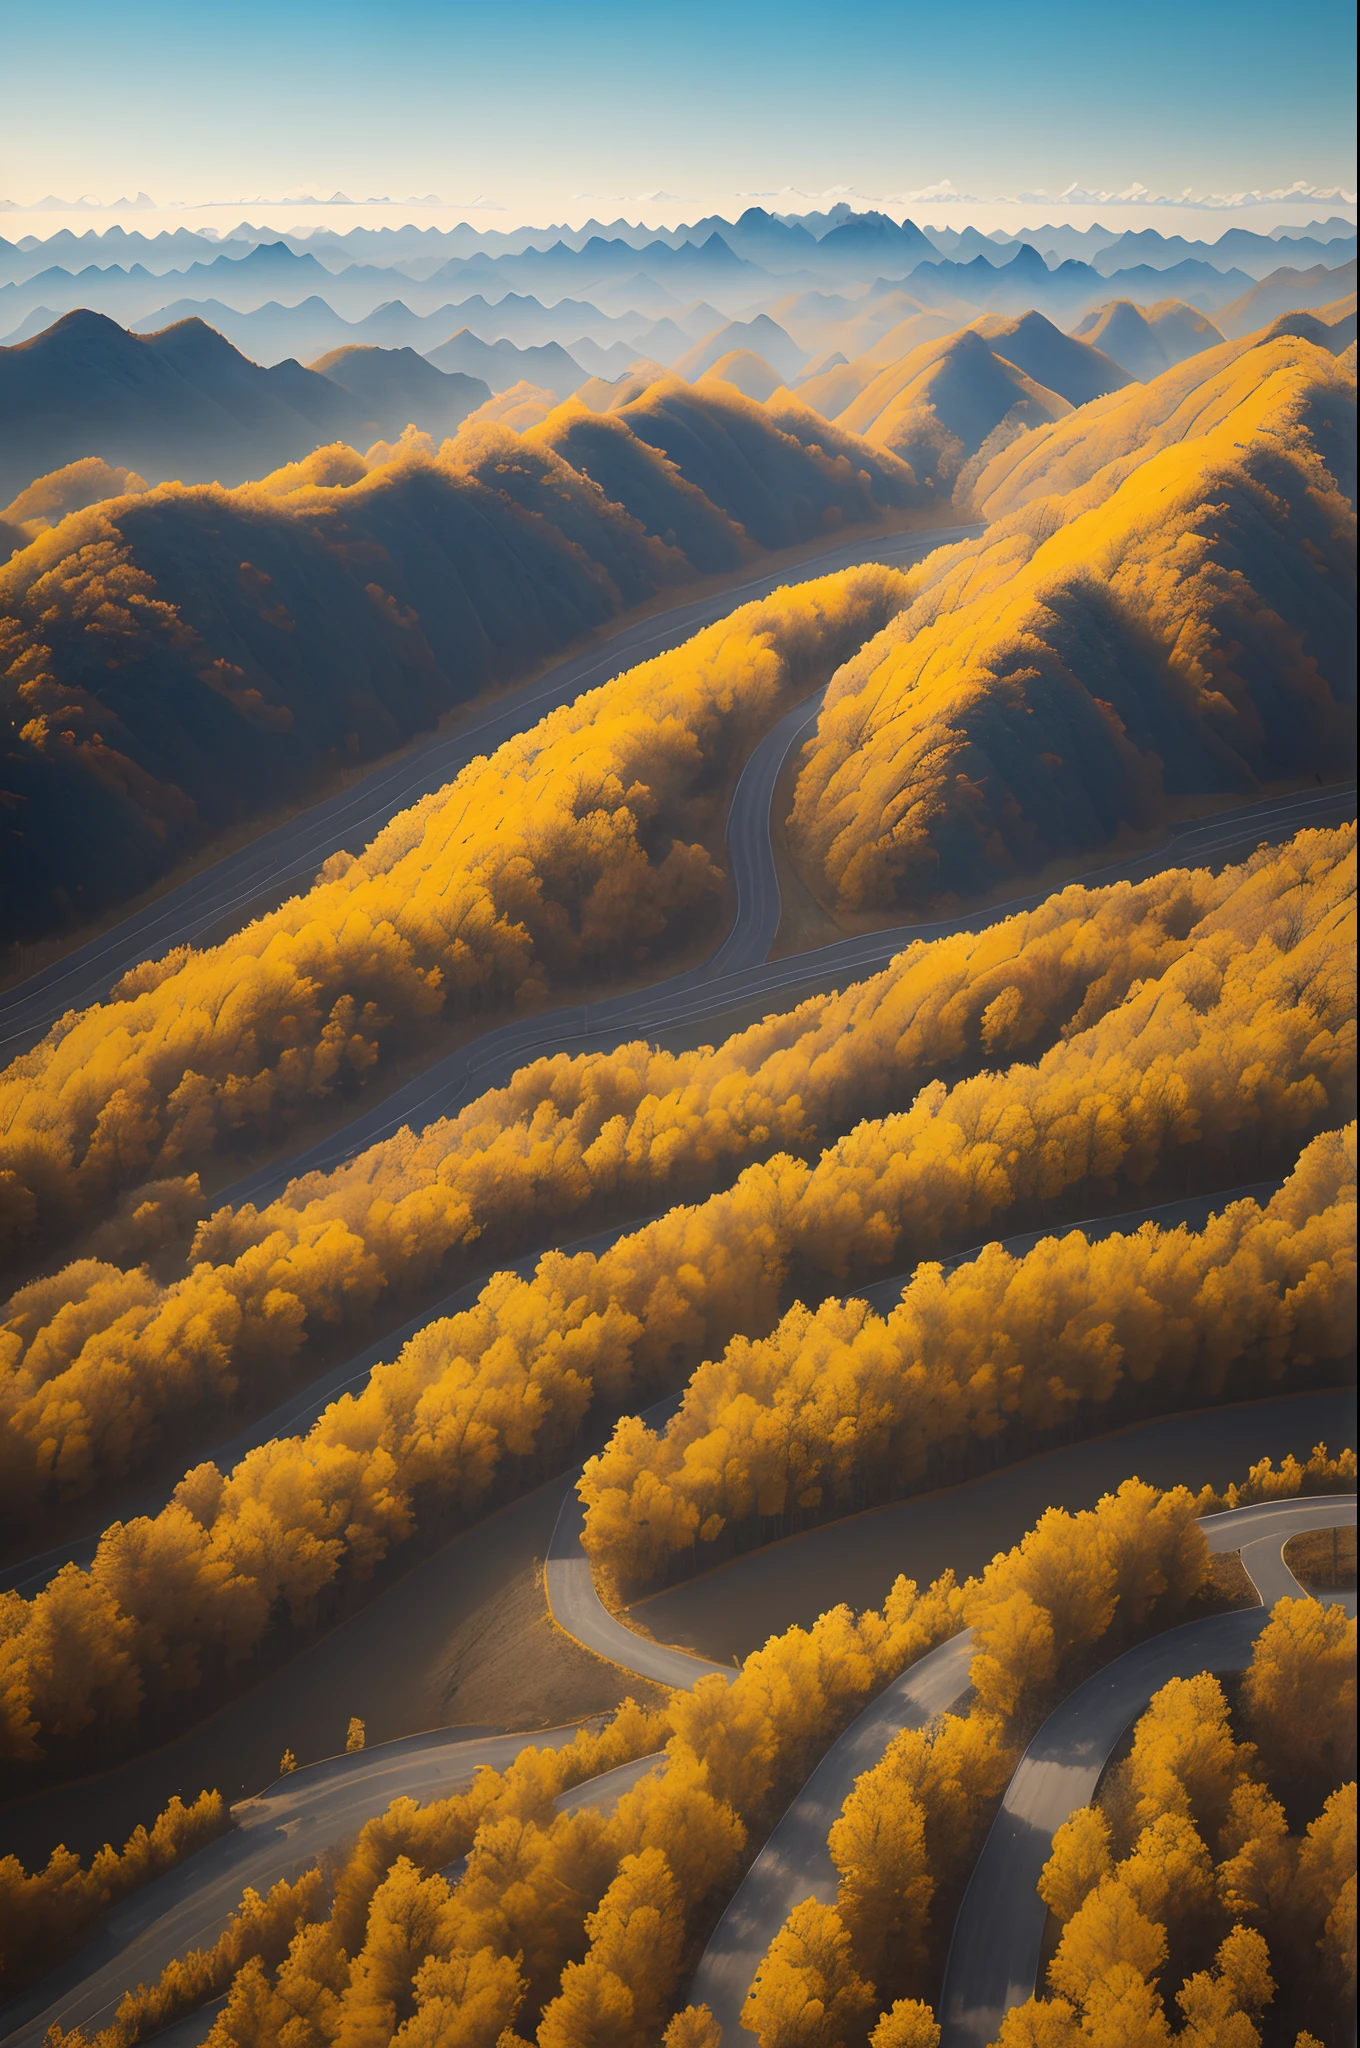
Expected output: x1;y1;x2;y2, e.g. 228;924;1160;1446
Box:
790;337;1356;913
836;327;1073;489
310;343;489;440
967;309;1131;406
1072;298;1225;379
0;385;924;942
0;311;368;499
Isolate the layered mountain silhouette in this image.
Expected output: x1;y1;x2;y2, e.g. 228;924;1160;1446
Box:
0;311;370;499
3;212;1352;290
424;328;590;396
900;243;1259;317
8;212;1352;372
671;315;807;382
309;345;490;440
1088;225;1356;276
1216;259;1359;337
1071;299;1224;378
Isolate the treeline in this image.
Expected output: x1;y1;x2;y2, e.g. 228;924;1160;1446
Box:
788;335;1355;914
59;1577;967;2048
3;823;1350;1526
1;830;1352;1771
0;1786;226;2000
133;1471;1243;2048
742;1478;1217;2047
0;565;907;1263
1005;1597;1356;2045
55;1869;324;2048
968;322;1359;522
0;372;919;946
29;1461;1350;2048
578;1125;1357;1595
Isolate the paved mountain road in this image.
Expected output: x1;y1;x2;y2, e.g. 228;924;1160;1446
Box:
545;1394;735;1690
6;1410;1351;2044
937;1493;1358;2048
3;1730;671;2048
215;776;1356;1212
8;726;1344;1599
0;523;978;1061
689;1629;976;2039
1;516;1353;2038
2;1723;567;2047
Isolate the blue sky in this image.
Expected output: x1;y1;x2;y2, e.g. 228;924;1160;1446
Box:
2;0;1355;226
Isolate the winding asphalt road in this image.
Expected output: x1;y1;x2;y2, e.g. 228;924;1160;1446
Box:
213;776;1357;1213
1;1726;671;2048
8;699;1345;1600
544;1396;735;1690
0;522;979;1063
937;1493;1358;2048
1;526;1354;2041
691;1628;976;2038
544;1370;1358;2041
2;1724;545;2046
6;1407;1352;2045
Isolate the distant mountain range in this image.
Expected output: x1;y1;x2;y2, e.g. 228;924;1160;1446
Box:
0;214;1353;348
0;311;494;499
9;248;1350;389
3;255;1354;516
2;207;1352;284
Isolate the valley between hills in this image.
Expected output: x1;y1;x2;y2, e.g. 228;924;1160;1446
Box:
0;190;1354;2048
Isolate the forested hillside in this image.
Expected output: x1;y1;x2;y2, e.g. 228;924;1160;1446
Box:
0;566;907;1263
2;822;1348;1526
788;335;1355;916
1006;1602;1356;2045
580;1124;1355;1594
0;823;1351;1773
0;383;919;945
27;1458;1353;2048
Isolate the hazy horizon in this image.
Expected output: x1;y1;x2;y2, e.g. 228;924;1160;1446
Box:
3;0;1354;243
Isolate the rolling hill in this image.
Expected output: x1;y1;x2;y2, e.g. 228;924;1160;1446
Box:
700;348;785;401
0;380;919;940
966;322;1359;519
0;309;368;499
463;380;560;430
789;334;1356;914
828;326;1075;488
965;310;1131;405
671;315;807;382
535;373;917;557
